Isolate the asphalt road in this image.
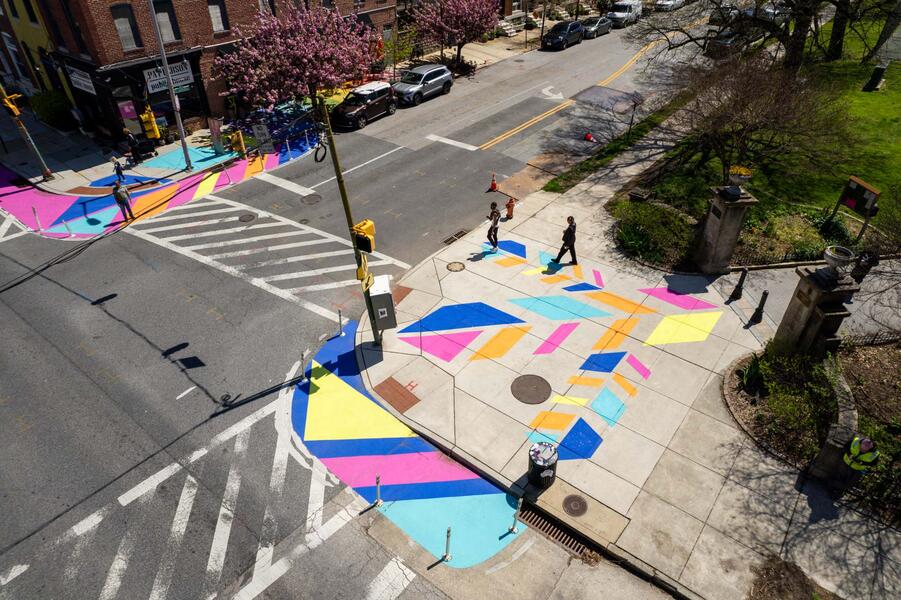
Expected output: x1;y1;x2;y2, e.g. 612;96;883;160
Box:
0;26;666;600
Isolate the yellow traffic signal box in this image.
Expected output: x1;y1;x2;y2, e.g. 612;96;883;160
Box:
352;219;375;253
139;106;160;139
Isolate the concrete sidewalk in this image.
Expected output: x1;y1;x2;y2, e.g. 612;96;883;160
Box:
352;131;900;597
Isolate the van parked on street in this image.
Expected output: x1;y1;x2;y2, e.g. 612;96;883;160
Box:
607;0;642;27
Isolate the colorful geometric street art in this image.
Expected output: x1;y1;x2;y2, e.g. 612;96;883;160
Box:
593;269;605;288
557;418;603;460
644;311;723;346
529;411;575;431
483;239;527;258
585;291;656;315
293;320;523;568
639;287;719;311
533;322;580;355
471;326;531;360
593;318;639;350
398;331;483;362
551;394;591;407
625;355;651;380
563;282;601;292
0;140;311;240
398;302;524;334
508;296;612;320
591;388;626;426
567;375;605;388
580;351;628;373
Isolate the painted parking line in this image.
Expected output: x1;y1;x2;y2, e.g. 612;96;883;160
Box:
425;134;479;151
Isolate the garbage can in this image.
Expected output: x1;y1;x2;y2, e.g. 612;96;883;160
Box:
527;442;558;490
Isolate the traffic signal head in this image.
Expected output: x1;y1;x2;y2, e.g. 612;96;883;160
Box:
352;219;376;253
2;94;22;117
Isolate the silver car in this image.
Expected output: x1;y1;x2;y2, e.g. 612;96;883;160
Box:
391;64;453;106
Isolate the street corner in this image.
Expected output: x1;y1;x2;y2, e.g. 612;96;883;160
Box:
289;318;526;569
373;229;753;508
0;141;314;241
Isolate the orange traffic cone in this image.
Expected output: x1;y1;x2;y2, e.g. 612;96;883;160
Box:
584;132;596;143
489;173;498;192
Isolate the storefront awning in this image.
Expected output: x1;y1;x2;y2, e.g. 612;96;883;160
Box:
96;46;202;72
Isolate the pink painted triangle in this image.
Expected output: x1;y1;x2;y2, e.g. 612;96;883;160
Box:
398;330;483;362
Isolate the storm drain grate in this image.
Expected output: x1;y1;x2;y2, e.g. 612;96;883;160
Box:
442;229;469;245
519;504;591;558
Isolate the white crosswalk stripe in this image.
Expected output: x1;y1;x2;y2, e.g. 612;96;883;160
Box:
0;214;28;243
124;193;408;322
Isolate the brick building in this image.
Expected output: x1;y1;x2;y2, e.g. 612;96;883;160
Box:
37;0;396;140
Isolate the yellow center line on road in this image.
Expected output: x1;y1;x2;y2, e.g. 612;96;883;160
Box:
479;17;710;152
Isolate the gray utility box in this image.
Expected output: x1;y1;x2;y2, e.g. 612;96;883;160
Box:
369;274;397;331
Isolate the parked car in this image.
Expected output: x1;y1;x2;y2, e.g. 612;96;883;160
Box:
541;20;584;49
331;82;396;129
391;64;453;106
607;0;642;27
581;16;613;38
708;3;740;26
704;27;764;59
654;0;684;11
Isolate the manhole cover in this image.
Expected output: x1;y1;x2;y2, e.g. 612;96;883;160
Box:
300;219;310;224
238;214;256;222
301;194;320;205
514;59;525;63
511;374;551;405
563;494;588;517
446;261;465;272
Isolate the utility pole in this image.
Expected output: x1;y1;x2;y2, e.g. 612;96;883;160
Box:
0;83;53;180
148;0;192;171
317;98;382;346
540;0;548;39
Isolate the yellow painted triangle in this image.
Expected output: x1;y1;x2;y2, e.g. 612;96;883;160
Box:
521;266;545;276
193;171;220;199
552;394;590;406
304;361;416;441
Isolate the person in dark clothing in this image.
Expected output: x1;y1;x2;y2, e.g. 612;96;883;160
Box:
123;128;140;164
113;181;135;222
487;201;501;251
552;216;577;264
113;158;125;183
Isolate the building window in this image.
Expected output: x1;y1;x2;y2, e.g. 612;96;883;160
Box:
207;0;229;32
23;0;38;23
111;4;142;51
59;0;89;54
2;32;25;79
153;0;181;43
6;0;18;19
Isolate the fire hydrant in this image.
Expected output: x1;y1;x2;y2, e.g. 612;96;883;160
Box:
505;197;516;220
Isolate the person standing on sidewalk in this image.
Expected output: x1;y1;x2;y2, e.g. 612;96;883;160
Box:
552;216;577;265
112;158;125;183
486;201;501;251
113;181;135;222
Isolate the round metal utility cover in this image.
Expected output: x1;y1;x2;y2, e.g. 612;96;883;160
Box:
563;494;588;517
446;261;465;272
511;374;551;405
300;219;310;224
238;213;256;222
301;194;321;205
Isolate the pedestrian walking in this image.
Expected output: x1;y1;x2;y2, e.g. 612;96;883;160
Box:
123;128;140;165
112;158;125;183
113;181;135;222
552;216;577;265
844;435;880;472
487;201;501;251
505;197;515;220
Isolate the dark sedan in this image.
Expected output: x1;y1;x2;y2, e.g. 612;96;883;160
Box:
541;21;584;50
581;16;612;39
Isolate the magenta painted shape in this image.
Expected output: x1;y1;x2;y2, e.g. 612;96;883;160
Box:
213;159;249;191
264;152;281;171
320;451;480;488
638;287;718;311
398;330;482;362
626;354;651;380
593;269;604;288
534;322;579;355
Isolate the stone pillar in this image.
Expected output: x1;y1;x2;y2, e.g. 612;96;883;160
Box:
809;359;858;487
774;267;860;356
695;186;758;274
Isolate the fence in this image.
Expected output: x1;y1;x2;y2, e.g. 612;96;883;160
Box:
840;331;901;348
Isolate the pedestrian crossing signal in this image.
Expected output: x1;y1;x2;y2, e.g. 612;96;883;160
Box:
2;94;22;117
353;219;375;253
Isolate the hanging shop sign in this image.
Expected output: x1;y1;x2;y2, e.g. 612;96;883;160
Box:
67;66;96;95
143;61;194;95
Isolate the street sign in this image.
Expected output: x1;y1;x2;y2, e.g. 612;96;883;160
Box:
66;66;96;95
143;61;194;94
251;123;275;154
356;254;368;281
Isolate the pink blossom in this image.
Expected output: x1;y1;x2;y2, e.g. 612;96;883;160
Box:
414;0;498;63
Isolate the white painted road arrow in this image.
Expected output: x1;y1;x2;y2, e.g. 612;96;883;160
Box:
541;86;564;101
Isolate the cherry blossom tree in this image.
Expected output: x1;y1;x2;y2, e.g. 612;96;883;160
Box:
214;6;379;108
414;0;499;65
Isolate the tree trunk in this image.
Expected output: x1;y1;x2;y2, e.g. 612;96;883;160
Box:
783;5;817;72
455;43;463;66
826;0;850;61
863;0;901;62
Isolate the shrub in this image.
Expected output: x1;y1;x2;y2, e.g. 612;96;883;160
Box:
29;90;75;131
811;209;853;245
613;202;695;267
